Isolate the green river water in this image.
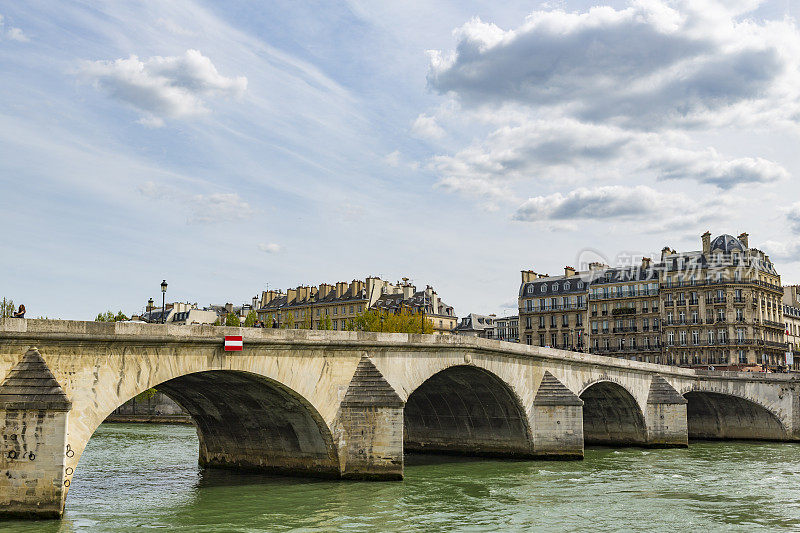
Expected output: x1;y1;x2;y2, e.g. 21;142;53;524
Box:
5;423;800;532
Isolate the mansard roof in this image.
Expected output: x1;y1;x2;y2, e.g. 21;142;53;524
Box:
710;234;746;253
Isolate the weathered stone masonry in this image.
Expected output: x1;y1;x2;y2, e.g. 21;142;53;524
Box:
1;318;799;519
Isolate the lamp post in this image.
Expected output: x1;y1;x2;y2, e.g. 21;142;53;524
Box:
160;280;168;324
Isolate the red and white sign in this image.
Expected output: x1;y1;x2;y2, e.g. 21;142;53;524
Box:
224;335;243;351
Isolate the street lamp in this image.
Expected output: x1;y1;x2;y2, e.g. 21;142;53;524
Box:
160;280;168;324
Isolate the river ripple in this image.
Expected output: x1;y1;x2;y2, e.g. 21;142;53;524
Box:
4;423;800;532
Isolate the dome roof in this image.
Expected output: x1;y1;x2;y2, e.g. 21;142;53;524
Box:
709;234;745;253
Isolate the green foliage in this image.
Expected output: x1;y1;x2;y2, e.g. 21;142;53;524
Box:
95;310;129;322
244;310;257;327
135;388;158;401
317;315;332;330
213;318;221;326
352;309;434;334
282;312;295;329
1;298;15;318
225;313;241;327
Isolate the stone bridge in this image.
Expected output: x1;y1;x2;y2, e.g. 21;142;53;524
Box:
1;318;798;518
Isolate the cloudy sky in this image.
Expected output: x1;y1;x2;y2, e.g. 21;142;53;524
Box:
2;0;800;320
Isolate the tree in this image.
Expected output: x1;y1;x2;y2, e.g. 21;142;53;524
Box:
352;308;433;334
95;310;129;322
225;313;241;327
1;298;14;319
317;315;332;330
244;310;257;327
282;312;295;329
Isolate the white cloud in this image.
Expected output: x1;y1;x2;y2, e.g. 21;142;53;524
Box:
411;113;445;140
427;1;800;130
787;202;800;233
0;14;29;42
155;18;196;37
513;185;675;221
385;150;401;167
79;49;247;125
138;181;254;224
429;118;787;199
258;243;282;254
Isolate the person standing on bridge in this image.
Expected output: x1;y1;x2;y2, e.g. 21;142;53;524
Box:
12;304;25;318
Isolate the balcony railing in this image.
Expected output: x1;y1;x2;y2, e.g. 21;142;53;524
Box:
613;327;638;333
660;280;783;293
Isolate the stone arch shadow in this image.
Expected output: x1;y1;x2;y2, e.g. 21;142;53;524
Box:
680;387;788;441
579;379;648;446
66;369;340;506
403;364;534;457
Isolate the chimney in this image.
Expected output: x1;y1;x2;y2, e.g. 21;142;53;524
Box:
702;231;711;255
588;262;608;271
402;282;415;299
564;266;576;277
641;257;652;270
661;246;672;261
738;232;749;248
334;282;348;298
538;273;549;279
521;270;537;283
225;302;233;313
318;283;334;298
286;288;297;303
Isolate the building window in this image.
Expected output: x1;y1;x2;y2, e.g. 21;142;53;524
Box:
526;334;532;345
538;334;544;346
551;333;557;347
552;283;559;292
539;316;545;328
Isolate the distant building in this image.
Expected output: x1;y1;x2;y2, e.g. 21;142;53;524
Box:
141;302;217;325
785;286;800;370
257;276;456;334
453;313;495;339
518;266;593;351
589;259;661;363
494;315;519;342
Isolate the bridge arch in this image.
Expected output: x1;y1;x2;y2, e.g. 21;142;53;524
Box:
65;369;340;509
681;387;788;441
403;365;534;457
579;379;648;446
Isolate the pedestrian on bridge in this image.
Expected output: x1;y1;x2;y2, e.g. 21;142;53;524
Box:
12;304;25;318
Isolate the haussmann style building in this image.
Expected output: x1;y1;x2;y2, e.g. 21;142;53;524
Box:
518;231;790;371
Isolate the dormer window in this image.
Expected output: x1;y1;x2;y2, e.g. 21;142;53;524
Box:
564;282;570;290
577;281;583;289
540;285;546;293
552;283;559;292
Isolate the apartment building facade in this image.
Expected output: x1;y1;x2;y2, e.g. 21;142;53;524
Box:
257;277;456;334
518;267;590;351
659;232;785;369
517;231;788;371
495;315;519;342
588;260;662;363
785;286;800;370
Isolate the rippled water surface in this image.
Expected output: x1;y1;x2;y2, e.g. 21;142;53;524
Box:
6;423;800;532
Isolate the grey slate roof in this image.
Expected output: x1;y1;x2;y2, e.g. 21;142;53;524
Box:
340;356;404;407
646;375;687;405
0;348;72;411
533;371;583;406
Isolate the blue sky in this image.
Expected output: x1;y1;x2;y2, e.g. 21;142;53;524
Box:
2;0;800;320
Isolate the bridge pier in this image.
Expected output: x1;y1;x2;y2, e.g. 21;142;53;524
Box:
644;375;688;448
336;357;404;480
0;348;72;519
531;372;584;459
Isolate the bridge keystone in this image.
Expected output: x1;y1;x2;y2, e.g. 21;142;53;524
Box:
531;372;584;459
645;375;688;448
0;348;71;518
337;356;404;480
